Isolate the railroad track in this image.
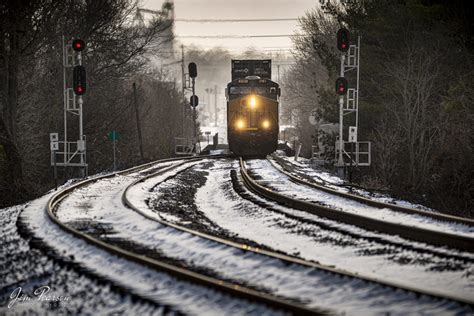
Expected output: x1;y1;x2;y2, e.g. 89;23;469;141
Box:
269;155;474;227
240;157;474;253
121;157;474;308
18;155;474;313
33;155;328;315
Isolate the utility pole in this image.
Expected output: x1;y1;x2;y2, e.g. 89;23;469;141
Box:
335;28;350;178
337;55;345;173
192;79;196;141
205;88;211;122
133;82;144;160
214;84;218;126
181;45;186;137
277;64;282;123
113;135;117;171
188;62;198;153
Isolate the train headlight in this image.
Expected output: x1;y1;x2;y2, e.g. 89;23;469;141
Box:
249;96;257;108
236;119;245;129
262;120;270;129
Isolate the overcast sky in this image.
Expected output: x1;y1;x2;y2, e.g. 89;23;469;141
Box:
142;0;317;52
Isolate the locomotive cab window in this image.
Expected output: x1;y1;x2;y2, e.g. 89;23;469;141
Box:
229;86;252;95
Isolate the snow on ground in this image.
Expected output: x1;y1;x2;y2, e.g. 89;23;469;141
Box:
129;159;472;314
191;160;474;305
271;153;436;210
0;203;170;315
57;159;347;313
17;161;279;316
246;159;474;238
4;156;473;314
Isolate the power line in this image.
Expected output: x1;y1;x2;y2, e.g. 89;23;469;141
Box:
174;18;299;23
153;48;293;54
168;34;301;39
261;46;293;49
152;48;294;55
183;45;293;49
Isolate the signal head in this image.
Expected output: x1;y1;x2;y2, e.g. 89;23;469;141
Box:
188;62;197;78
335;77;348;95
190;95;199;107
337;28;350;52
73;65;87;95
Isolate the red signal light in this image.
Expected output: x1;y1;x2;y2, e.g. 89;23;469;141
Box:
73;65;87;95
72;39;85;52
335;77;348;95
75;86;84;94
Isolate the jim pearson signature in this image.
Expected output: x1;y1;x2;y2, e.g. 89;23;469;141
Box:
8;286;71;309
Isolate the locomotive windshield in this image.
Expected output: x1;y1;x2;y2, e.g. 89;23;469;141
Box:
227;80;279;100
229;87;277;95
229;86;252;95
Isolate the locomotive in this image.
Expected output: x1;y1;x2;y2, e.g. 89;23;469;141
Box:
226;60;280;157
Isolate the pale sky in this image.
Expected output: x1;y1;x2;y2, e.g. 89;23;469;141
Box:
142;0;317;52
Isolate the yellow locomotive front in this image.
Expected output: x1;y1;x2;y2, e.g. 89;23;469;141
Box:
226;76;280;157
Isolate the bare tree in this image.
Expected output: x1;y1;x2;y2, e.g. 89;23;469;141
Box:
371;116;401;188
384;42;442;190
0;0;175;205
281;7;338;156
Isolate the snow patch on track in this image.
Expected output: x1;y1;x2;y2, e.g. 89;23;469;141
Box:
127;159;471;314
247;159;474;238
21;162;279;316
193;160;474;306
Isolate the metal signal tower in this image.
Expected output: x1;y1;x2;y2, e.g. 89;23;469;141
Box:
335;30;371;179
50;36;88;178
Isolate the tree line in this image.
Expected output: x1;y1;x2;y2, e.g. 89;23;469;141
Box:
281;0;473;216
0;0;187;207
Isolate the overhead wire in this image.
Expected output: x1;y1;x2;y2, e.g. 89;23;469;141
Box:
162;34;301;39
174;18;299;22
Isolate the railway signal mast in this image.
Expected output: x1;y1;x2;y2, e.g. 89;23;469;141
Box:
175;53;199;155
50;37;88;180
188;62;199;154
335;28;371;179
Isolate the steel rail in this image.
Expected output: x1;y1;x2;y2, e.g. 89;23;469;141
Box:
122;157;474;307
240;158;474;253
44;155;325;315
269;156;474;226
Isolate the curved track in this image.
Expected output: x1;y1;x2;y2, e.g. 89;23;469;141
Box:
18;155;474;313
269;155;474;226
240;158;474;253
122;157;474;307
42;155;325;315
